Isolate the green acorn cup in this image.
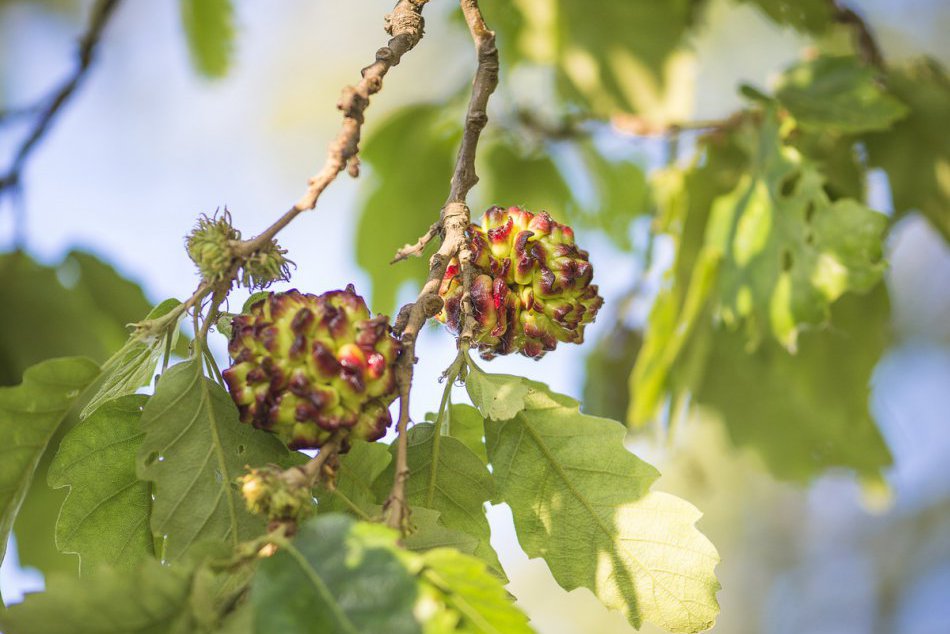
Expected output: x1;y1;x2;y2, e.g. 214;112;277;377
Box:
222;286;400;450
438;206;604;359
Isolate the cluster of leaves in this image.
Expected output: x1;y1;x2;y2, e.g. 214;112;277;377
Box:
0;293;722;633
345;1;949;486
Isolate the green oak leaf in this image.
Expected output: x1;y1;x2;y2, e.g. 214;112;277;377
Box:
180;0;235;78
403;507;479;557
695;283;893;481
0;558;192;634
80;298;184;420
864;57;950;242
484;0;700;121
356;103;461;314
628;136;747;426
136;358;294;561
374;422;502;576
316;439;391;518
468;373;720;633
419;548;534;634
425;403;488;466
736;0;834;33
482;141;573;218
62;250;151;331
0;357;100;572
706;108;886;350
0;253;124;386
253;514;421;634
48;394;153;574
465;366;530;421
774;55;908;133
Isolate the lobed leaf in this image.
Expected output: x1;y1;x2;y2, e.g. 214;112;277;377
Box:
48;394;153;574
136;358;295;561
80;298;184;420
468;372;720;632
0;357;100;571
706;108;887;350
774;55;908;134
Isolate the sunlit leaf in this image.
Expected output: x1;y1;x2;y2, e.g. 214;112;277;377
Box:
468;373;720;633
48;395;153;574
419;548;533;634
774;55;908;133
137;359;294;561
484;0;700;121
706;108;886;349
864;57;950;242
0;358;99;572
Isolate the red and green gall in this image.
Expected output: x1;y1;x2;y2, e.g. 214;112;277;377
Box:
222;286;399;450
438;206;604;359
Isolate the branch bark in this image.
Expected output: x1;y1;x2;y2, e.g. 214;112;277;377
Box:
384;0;499;532
143;0;430;334
0;0;121;198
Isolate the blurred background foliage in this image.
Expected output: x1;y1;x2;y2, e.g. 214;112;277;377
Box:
1;0;950;632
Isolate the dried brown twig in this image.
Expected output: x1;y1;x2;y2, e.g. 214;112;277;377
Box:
383;0;499;532
143;0;431;336
0;0;121;200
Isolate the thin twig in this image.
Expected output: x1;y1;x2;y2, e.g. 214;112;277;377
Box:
831;1;885;69
383;0;499;532
139;0;430;339
0;0;121;198
391;220;440;263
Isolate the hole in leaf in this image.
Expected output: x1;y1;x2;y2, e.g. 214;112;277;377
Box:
780;171;802;197
781;250;794;271
805;201;816;223
237;444;246;456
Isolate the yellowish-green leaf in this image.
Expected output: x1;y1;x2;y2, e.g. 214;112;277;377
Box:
469;373;720;632
180;0;235;78
775;55;908;133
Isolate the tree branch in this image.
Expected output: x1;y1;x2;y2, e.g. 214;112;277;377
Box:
139;0;430;337
384;0;499;532
0;0;121;198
